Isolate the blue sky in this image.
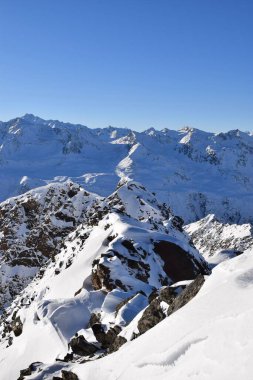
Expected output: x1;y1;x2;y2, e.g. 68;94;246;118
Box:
0;0;252;132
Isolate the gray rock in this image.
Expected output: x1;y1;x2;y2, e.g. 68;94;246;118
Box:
61;370;79;380
91;323;121;349
137;298;166;335
109;335;127;353
69;335;98;356
168;274;205;316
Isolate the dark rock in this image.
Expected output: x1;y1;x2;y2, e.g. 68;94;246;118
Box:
114;279;128;291
137;298;166;335
109;335;127;353
159;286;177;304
91;323;121;349
148;289;159;303
91;264;114;292
89;312;101;328
69;335;98;356
11;315;23;337
61;370;79;380
168;274;205;316
171;216;184;231
18;362;42;379
63;352;74;362
153;241;209;282
18;367;32;379
121;240;138;253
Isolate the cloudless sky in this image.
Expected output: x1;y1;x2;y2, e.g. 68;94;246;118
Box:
0;0;252;132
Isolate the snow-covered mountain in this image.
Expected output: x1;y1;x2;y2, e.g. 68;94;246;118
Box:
0;114;253;380
0;181;210;379
185;214;253;265
1;114;253;223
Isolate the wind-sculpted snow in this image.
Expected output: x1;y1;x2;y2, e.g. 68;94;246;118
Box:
0;181;209;379
0;114;253;223
40;249;253;380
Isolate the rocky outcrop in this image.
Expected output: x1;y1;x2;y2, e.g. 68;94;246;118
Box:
185;214;253;258
137;298;167;335
167;274;205;316
17;362;42;380
61;370;79;380
11;315;23;337
52;371;79;380
153;241;210;282
109;335;127;353
89;313;122;349
137;277;205;336
137;285;180;336
69;335;98;356
0;182;100;311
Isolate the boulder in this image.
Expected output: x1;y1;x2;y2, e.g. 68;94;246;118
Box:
61;370;79;380
91;323;121;349
69;335;98;356
137;298;166;335
153;241;209;282
109;335;127;353
168;274;205;316
11;315;23;337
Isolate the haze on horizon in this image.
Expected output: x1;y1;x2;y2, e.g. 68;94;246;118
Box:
0;0;252;132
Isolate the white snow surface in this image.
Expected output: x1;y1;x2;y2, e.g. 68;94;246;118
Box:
61;249;253;380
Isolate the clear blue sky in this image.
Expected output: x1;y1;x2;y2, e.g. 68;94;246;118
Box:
0;0;252;132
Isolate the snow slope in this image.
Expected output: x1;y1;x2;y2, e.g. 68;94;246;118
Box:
52;249;253;380
0;114;253;223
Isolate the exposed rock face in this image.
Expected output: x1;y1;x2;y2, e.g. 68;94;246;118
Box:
89;312;122;349
69;335;98;356
109;335;127;353
153;241;210;282
91;323;122;349
137;298;167;335
61;370;79;380
11;315;23;337
18;362;42;380
138;277;205;336
159;286;178;304
167;274;205;316
52;371;79;380
0;182;100;310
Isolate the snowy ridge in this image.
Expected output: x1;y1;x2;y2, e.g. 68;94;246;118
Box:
0;181;209;379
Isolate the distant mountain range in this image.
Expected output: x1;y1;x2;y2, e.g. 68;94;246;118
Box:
0;114;253;223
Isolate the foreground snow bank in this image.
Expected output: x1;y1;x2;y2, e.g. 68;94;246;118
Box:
69;249;253;380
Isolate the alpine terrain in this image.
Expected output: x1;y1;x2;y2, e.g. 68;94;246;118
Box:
0;115;252;380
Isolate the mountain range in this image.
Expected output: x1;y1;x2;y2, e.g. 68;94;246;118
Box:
0;115;252;380
1;114;253;223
